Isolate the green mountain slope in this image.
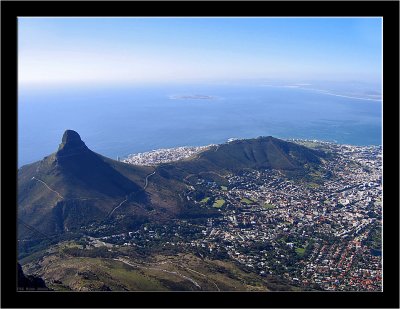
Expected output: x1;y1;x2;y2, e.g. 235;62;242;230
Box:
158;136;325;179
18;131;326;241
17;130;184;240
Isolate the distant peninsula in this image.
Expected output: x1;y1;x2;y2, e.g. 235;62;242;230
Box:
168;94;216;100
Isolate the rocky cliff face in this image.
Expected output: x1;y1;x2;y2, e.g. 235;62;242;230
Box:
18;263;49;291
58;130;87;152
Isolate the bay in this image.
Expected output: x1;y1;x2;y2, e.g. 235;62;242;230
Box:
18;83;382;167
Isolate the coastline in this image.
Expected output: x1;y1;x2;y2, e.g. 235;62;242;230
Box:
120;137;382;167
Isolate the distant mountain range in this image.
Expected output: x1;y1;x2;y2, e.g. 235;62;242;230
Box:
18;130;327;240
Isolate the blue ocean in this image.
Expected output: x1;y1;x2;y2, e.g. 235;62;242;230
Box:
18;83;382;167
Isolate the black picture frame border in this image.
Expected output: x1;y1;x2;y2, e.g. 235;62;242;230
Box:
1;1;399;308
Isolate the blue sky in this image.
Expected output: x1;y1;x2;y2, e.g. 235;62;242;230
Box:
18;17;382;85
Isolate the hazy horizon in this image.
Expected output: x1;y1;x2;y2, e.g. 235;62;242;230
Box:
19;17;382;86
18;17;382;167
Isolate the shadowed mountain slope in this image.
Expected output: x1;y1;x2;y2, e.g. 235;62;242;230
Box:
158;136;326;179
18;131;327;240
18;130;183;239
199;136;323;170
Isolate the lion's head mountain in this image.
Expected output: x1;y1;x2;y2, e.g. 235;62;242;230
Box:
18;130;327;240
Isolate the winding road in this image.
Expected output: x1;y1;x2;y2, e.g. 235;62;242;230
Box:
114;257;201;290
143;171;156;190
166;261;220;291
107;198;128;218
106;170;156;219
31;176;64;199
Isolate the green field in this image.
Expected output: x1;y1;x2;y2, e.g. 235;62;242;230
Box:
200;197;210;203
295;247;305;256
263;203;275;209
220;186;228;191
213;199;225;208
241;198;255;205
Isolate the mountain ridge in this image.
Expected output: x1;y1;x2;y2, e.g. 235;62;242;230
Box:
18;130;327;240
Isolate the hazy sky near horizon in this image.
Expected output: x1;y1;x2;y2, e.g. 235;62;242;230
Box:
19;17;382;85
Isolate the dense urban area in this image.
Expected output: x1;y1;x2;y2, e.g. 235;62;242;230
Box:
82;140;382;291
122;145;210;165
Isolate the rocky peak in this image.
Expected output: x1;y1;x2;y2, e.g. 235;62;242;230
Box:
57;130;87;155
62;130;82;144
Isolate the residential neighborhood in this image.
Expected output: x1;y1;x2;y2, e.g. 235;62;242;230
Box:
86;140;382;291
